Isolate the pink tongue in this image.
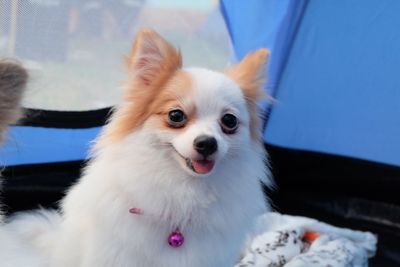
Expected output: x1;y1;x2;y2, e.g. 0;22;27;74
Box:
192;160;215;174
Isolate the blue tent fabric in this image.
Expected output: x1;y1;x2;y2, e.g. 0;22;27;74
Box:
220;0;307;96
223;0;400;167
265;0;400;167
1;126;100;166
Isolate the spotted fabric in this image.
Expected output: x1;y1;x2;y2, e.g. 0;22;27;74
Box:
236;213;376;267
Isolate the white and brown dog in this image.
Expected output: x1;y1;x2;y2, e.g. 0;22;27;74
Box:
7;29;272;267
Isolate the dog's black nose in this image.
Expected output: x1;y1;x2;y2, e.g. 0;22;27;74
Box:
194;135;218;157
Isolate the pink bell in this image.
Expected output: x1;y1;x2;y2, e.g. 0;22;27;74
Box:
168;230;184;247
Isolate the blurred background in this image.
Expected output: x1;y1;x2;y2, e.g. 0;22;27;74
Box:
0;0;231;110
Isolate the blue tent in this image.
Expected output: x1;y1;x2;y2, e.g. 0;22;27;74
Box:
1;1;399;265
223;0;400;166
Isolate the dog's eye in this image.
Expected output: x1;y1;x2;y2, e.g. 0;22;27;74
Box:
168;109;187;128
221;114;238;134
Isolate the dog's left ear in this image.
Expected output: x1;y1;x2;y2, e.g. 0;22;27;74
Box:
225;49;269;140
225;49;269;103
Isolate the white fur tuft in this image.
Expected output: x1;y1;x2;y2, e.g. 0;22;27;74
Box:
5;209;61;251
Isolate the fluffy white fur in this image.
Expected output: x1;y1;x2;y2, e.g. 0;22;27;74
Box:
0;210;59;267
4;30;271;267
0;228;44;267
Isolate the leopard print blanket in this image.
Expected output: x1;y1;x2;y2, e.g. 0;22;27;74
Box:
236;213;377;267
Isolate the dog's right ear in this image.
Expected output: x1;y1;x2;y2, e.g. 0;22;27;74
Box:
98;30;181;145
125;29;182;89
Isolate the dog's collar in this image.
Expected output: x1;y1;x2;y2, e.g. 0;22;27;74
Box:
129;208;184;248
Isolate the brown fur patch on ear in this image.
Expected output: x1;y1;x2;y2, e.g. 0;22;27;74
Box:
98;29;183;145
225;49;270;141
125;28;182;88
0;60;27;142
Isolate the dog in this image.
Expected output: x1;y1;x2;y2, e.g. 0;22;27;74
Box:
8;29;272;267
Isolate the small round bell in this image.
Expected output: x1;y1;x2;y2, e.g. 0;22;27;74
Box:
168;230;184;247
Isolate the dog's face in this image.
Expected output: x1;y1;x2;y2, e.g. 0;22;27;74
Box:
145;68;252;176
100;29;268;177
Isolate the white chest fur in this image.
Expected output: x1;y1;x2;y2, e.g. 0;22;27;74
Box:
56;132;268;267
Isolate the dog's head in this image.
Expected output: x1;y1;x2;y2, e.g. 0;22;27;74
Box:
100;29;268;177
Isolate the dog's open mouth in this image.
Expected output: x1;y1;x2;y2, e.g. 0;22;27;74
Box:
170;145;216;175
186;158;215;174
